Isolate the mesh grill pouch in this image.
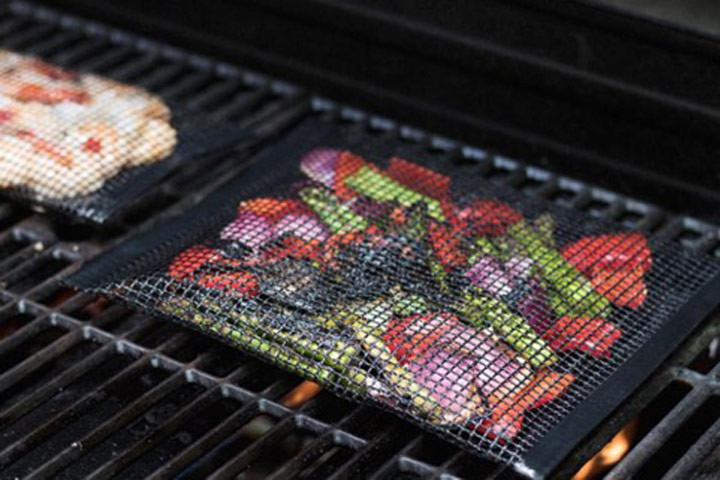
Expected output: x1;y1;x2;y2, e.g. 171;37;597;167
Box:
68;119;720;475
0;48;248;223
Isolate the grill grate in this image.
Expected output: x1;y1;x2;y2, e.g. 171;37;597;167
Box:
0;1;719;479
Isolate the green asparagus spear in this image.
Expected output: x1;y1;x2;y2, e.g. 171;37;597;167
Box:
162;298;353;374
391;289;428;316
459;288;557;368
344;166;446;221
399;204;450;294
507;220;610;318
162;299;334;383
299;187;369;233
345;313;445;421
533;214;556;247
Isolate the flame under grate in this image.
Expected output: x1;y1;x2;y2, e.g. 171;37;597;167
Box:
69;119;720;471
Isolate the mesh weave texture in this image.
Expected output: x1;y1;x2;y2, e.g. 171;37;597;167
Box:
69;119;720;467
0;48;245;222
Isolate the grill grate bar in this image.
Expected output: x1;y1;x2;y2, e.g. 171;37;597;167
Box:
265;433;337;480
75;44;135;74
0;342;116;426
0;309;49;357
606;386;712;478
205;414;298;480
50;37;112;67
82;367;227;480
664;413;720;480
0;327;79;393
160;71;213;101
0;355;152;469
265;405;375;480
145;398;263;480
24;369;190;480
212;88;271;120
187;79;247;110
0;17;30;39
135;63;187;90
325;428;403;480
367;435;428;480
22;30;83;56
0;22;55;49
1;251;77;297
104;52;160;82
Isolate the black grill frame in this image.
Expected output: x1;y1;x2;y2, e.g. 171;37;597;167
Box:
1;2;720;479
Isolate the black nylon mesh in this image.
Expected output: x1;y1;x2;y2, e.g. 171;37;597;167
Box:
68;119;720;467
0;48;246;223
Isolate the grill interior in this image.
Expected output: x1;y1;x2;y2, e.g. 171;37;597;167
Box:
1;2;720;479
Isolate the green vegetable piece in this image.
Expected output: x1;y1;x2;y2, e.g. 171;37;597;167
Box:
393;294;428;316
474;236;502;256
299;187;369;233
345;166;446;221
428;255;450;294
389;286;429;316
533;214;556;247
347;315;445;421
160;298;355;377
401;203;428;241
507;220;610;318
460;288;557;369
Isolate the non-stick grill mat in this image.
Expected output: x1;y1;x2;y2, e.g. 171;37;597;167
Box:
0;49;248;223
68;119;720;478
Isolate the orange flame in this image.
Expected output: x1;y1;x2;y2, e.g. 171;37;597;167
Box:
573;419;637;480
282;381;323;408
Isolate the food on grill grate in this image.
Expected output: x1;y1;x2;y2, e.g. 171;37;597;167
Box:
70;120;720;469
0;49;177;198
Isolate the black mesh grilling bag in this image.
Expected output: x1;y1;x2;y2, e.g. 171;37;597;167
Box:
0;48;248;223
68;119;720;476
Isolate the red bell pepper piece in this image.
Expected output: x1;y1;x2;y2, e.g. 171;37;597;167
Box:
334;151;370;201
562;232;652;274
562;232;651;309
168;245;225;280
480;369;574;440
382;314;452;365
168;245;258;297
459;199;523;237
591;267;647;309
542;316;622;359
386;157;451;200
427;220;467;269
196;271;259;297
243;236;323;268
281;236;323;261
238;198;306;221
390;205;408;224
320;224;383;265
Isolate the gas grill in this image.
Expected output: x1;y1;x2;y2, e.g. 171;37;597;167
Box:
2;1;720;479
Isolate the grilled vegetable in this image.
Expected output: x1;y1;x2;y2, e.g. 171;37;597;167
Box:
344;166;446;221
460;288;558;369
161;144;655;439
299;187;369;233
507;220;611;318
562;232;651;308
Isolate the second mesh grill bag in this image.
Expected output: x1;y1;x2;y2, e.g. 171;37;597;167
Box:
0;48;248;223
68;119;720;474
